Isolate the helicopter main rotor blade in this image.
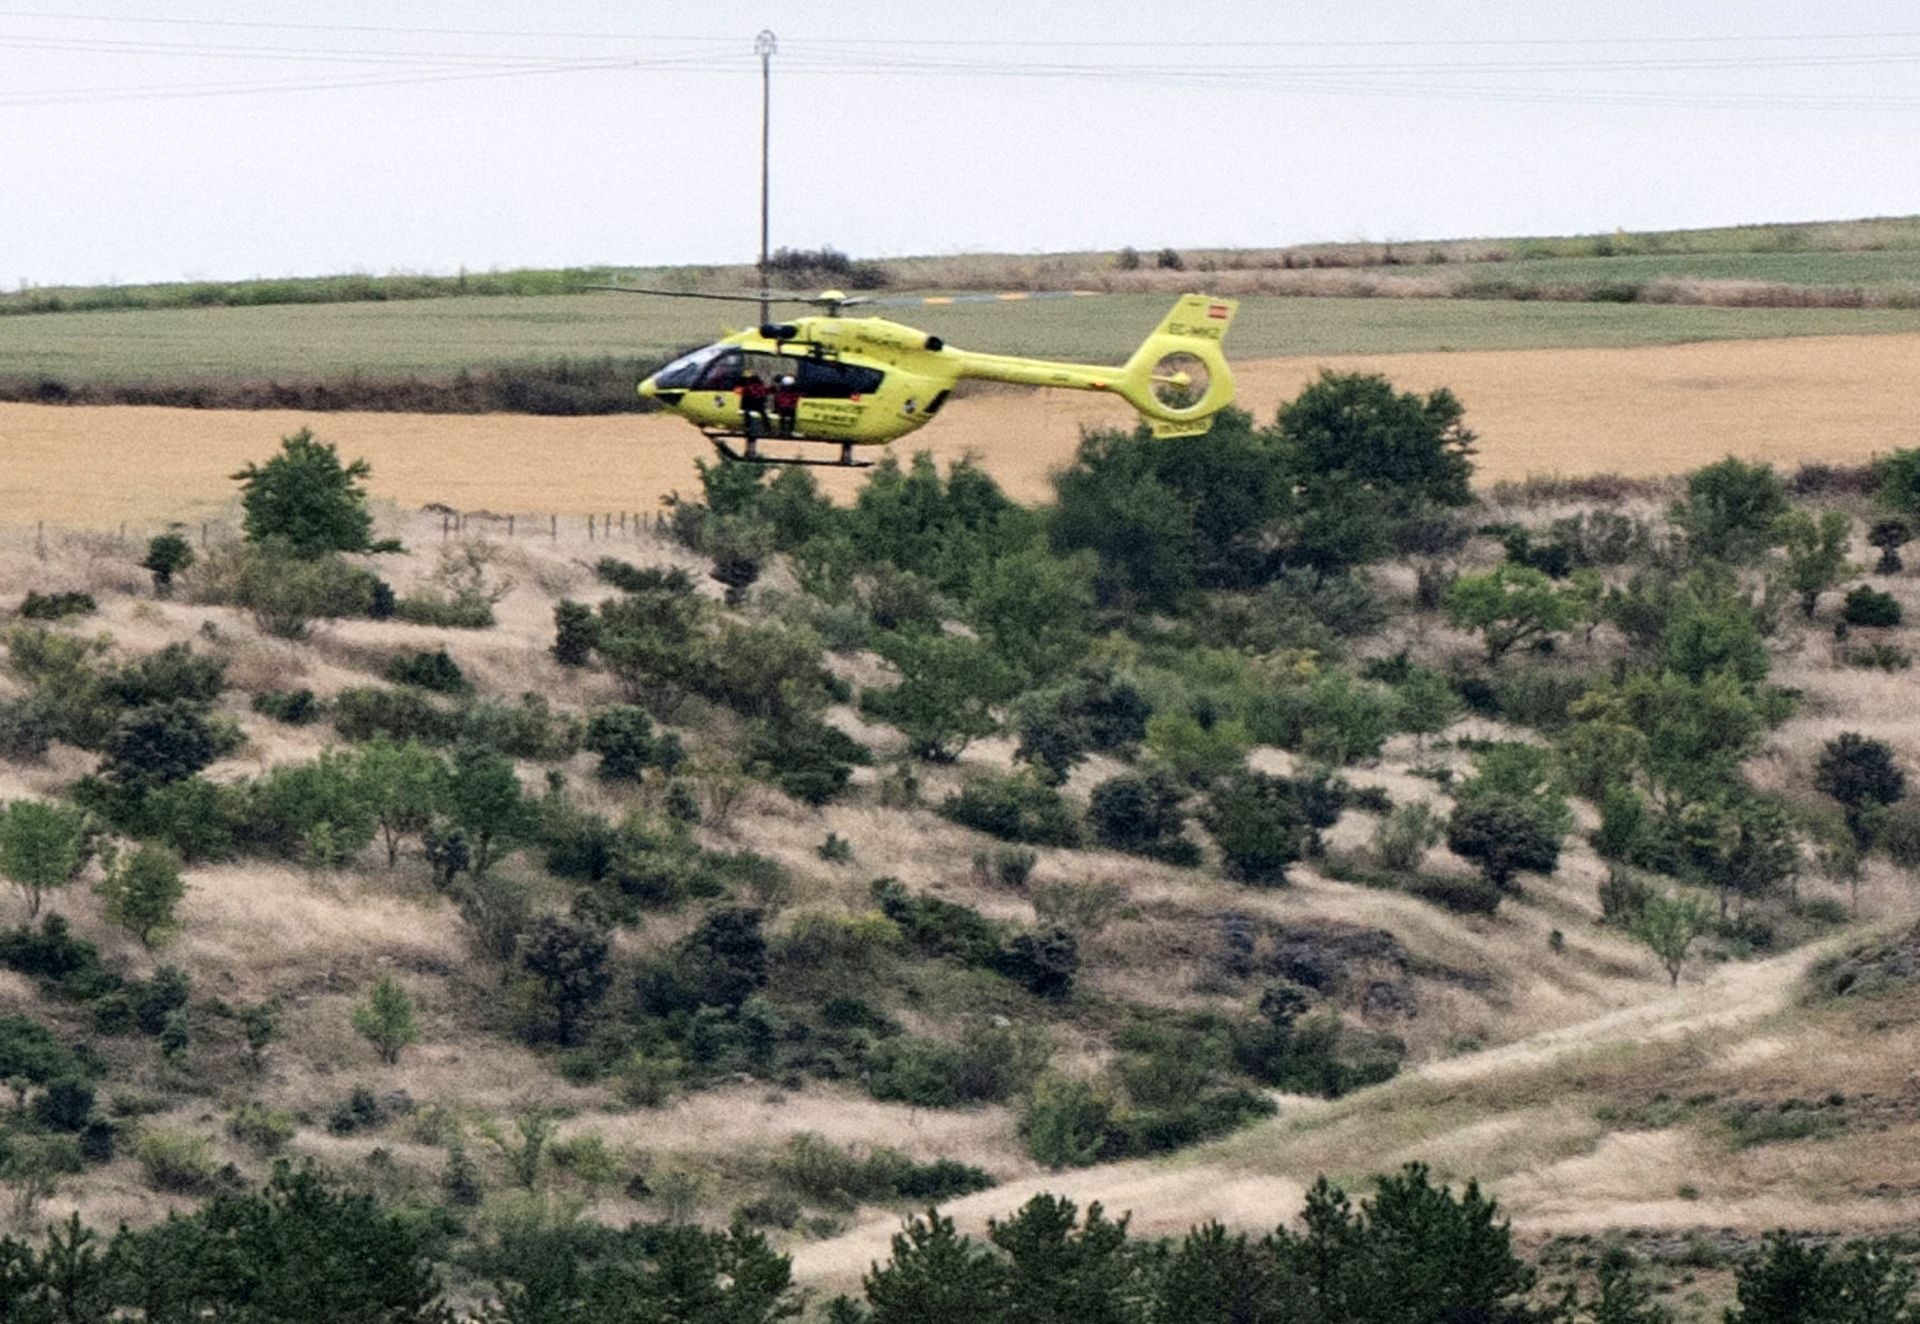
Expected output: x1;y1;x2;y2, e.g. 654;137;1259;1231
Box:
851;290;1103;310
586;285;807;305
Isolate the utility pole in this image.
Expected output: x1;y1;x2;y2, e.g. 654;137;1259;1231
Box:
755;29;777;326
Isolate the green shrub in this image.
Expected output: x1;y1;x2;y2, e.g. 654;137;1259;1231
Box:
0;798;94;916
0;698;56;763
861;629;1016;761
326;1086;389;1136
97;701;227;792
241;752;377;865
772;910;900;996
393;589;495;629
1257;671;1401;765
142;532;194;595
869;1023;1048;1108
941;773;1082;847
1842;642;1912;671
1408;873;1504;916
233;549;379;638
96;842;187;947
133;966;191;1035
746;716;870;805
385;648;469;694
1021;1076;1115;1168
770;1133;992;1208
871;879;1003;966
696;618;833;721
994;926;1079;1000
18;591;96;620
252;688;320;725
134;1127;218;1194
0;1015;84;1108
1444;564;1584;661
228;1102;297;1154
1486;669;1591;732
459;695;580;760
0;917;118;1002
1088;769;1199;865
1446;795;1563;890
1674;456;1789;561
332;686;460;745
1842;585;1903;628
352;974;420;1064
1145;711;1251;784
97;646;225;718
1598;866;1654;926
596;558;695;595
31;1075;96;1131
975;844;1036;887
1882;804;1920;869
1113;1088;1277;1157
583;706;658;781
1201;772;1316;885
234;429;394;558
1374;802;1442;871
1232;1009;1404;1097
1869;518;1910;573
551;600;600;666
81;774;246;863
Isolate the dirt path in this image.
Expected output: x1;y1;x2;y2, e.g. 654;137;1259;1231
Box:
4;333;1919;526
790;938;1837;1287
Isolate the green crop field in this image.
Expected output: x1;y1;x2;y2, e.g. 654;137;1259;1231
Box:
9;292;1920;389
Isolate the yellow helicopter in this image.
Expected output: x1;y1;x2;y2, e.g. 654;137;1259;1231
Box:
603;286;1240;467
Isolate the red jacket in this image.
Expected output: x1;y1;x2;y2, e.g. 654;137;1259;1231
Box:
739;379;770;407
773;383;801;410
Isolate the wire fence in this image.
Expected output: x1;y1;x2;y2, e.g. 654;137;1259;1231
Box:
5;508;678;561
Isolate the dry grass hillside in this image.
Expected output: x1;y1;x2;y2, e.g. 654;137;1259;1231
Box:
5;410;1920;1319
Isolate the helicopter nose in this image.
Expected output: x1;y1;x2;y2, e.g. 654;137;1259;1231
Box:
637;376;658;400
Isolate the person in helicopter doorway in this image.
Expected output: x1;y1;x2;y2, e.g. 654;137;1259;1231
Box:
773;374;801;438
737;371;771;453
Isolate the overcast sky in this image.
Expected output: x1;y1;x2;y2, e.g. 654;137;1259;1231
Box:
3;1;1917;286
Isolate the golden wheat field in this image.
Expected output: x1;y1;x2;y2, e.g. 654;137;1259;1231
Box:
4;332;1918;526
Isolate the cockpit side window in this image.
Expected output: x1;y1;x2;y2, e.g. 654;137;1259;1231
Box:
652;344;727;391
695;351;745;391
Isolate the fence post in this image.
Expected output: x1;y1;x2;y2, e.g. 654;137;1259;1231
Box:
550;514;557;541
588;514;595;541
507;515;515;538
200;522;208;550
35;521;45;559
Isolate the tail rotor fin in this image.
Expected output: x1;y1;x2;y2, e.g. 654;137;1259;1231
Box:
1115;295;1239;437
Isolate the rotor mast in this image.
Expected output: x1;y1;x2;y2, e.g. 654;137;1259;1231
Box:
755;29;777;326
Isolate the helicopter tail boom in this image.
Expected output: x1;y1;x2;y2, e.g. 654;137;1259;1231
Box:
1113;294;1239;437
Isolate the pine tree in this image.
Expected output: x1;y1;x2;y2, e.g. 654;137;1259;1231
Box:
351;975;419;1065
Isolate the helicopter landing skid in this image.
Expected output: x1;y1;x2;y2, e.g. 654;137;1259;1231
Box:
705;433;874;469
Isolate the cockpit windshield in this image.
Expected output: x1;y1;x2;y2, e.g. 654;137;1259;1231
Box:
650;343;730;391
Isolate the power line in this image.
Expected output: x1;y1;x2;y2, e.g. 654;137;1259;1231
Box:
0;9;733;44
0;35;629;68
4;21;1918;115
3;9;1917;50
0;56;729;107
